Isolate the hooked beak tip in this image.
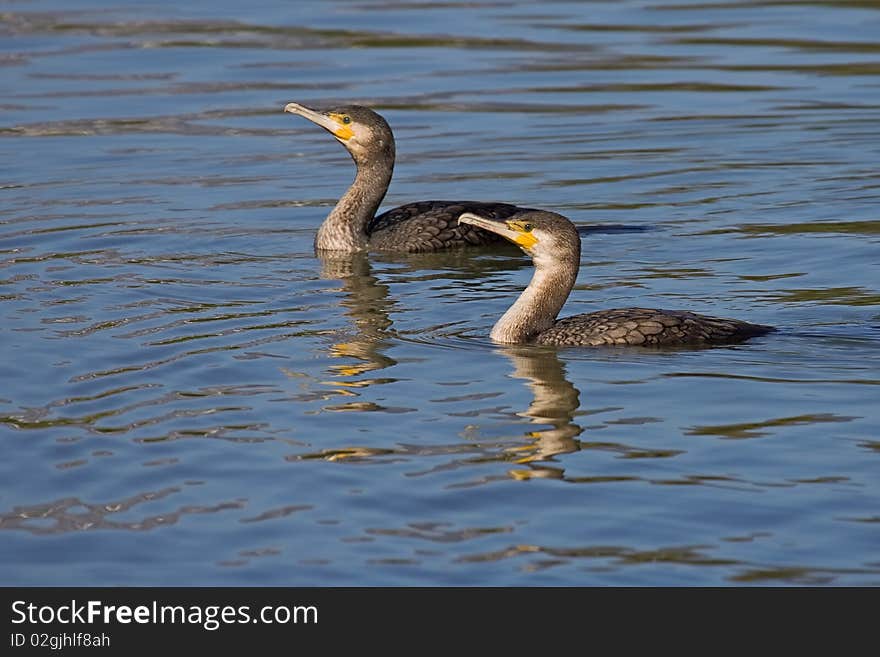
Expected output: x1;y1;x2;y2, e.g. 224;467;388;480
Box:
458;212;497;230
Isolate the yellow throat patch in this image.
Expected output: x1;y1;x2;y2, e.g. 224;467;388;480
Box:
327;113;354;140
507;220;538;249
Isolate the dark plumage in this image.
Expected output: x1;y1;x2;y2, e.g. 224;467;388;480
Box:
458;210;775;347
537;307;771;346
284;102;532;253
368;201;525;252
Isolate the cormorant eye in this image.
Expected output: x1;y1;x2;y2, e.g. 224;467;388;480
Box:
522;223;533;232
342;116;352;124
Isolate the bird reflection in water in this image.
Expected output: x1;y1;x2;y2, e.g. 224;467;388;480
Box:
498;346;583;481
284;252;405;461
303;254;586;474
318;251;397;381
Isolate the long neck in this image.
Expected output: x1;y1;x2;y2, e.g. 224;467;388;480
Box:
490;258;577;344
315;156;393;252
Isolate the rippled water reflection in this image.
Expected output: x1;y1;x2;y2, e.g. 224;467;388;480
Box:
1;0;879;585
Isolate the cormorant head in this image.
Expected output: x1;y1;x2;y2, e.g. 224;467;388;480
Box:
458;210;581;269
284;102;395;166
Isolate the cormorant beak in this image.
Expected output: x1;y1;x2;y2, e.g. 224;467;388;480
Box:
284;102;353;141
459;213;538;251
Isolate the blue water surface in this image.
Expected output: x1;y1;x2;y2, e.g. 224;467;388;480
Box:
1;0;879;586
